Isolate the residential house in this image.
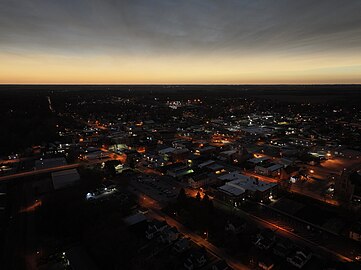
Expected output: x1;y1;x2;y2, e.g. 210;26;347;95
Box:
349;222;361;242
212;260;232;270
287;248;312;269
184;248;207;270
159;226;179;243
145;220;168;240
258;256;275;270
173;237;191;253
255;229;276;250
273;239;293;258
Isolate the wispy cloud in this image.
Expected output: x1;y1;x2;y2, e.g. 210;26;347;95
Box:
1;0;361;83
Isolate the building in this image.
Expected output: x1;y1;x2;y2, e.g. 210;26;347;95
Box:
273;239;293;258
51;169;80;190
218;183;246;206
248;156;270;166
212;260;233;270
286;248;312;269
159;226;180;243
217;172;278;204
258;256;275;270
218;148;249;163
255;163;283;177
198;160;215;169
167;164;194;179
158;147;176;161
349;222;361;242
184;247;207;270
194;146;217;156
145;220;168;239
81;147;109;160
170;148;190;162
188;173;216;189
35;157;67;170
123;213;147;227
173;237;191;253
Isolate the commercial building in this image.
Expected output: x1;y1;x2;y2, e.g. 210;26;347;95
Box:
217;172;278;205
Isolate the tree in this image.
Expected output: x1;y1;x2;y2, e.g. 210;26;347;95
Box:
196;191;201;201
79;167;104;189
104;160;120;177
202;194;210;204
202;194;214;213
177;188;187;203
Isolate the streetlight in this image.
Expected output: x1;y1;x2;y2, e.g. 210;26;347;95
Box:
203;231;208;240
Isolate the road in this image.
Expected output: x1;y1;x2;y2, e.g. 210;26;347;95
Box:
244;167;342;206
214;199;355;263
129;187;250;270
0;164;80;182
0;157;113;182
130;174;358;266
243;170;278;183
289;185;339;206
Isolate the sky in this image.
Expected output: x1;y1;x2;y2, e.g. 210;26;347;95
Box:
1;0;361;84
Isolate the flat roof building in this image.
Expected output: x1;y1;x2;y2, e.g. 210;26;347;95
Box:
51;169;80;190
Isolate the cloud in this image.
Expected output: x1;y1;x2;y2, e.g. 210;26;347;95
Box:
0;0;361;83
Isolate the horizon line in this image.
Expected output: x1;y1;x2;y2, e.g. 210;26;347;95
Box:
1;83;361;86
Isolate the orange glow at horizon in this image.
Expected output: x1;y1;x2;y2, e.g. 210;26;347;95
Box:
1;51;361;84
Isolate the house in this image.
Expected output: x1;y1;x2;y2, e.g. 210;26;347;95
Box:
254;229;276;250
172;237;191;253
159;226;179;243
349;222;361;242
273;238;293;258
258;256;275;270
184;247;207;270
225;219;246;234
287;248;312;269
258;229;276;241
212;260;232;270
255;237;274;250
145;220;168;239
